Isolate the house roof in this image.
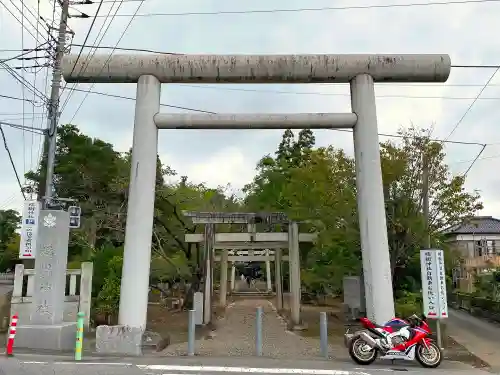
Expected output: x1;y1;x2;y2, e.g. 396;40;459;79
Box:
445;216;500;235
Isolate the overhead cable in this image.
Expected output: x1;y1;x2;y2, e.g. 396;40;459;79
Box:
92;0;500;18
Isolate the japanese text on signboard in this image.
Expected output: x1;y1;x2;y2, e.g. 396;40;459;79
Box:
19;200;40;259
420;249;448;319
436;250;448;317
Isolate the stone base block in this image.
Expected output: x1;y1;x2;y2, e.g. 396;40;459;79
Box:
14;322;77;351
96;325;144;356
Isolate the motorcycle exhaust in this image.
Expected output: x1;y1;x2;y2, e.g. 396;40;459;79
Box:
358;332;379;349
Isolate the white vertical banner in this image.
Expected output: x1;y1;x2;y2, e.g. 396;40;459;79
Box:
420;249;439;318
436;250;449;318
19;200;41;259
420;249;448;319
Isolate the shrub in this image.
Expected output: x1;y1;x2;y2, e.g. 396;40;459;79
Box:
395;291;423;318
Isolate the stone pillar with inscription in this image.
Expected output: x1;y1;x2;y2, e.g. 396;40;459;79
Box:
14;210;77;351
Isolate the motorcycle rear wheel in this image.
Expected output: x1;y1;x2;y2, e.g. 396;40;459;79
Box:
348;337;378;365
416;342;442;368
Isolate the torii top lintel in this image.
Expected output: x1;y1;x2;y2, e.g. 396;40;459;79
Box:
61;54;451;84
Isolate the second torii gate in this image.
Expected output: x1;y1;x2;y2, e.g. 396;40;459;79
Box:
183;211;316;326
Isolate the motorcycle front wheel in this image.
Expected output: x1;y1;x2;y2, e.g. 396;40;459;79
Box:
416;341;442;368
348;336;378;365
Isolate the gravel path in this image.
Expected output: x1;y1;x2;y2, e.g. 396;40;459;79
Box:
157;298;342;358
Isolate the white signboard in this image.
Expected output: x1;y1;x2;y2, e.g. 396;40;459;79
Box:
420;249;448;319
19;200;41;259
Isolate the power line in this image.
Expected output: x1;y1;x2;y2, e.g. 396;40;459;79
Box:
462;144;487;176
65;86;215;113
60;86;495;147
452;64;500;68
444;68;500;141
67;0;147;123
0;120;46;135
330;128;487;146
92;0;500;18
0;93;37;103
66;0;104;79
0;62;49;103
69;44;183;55
0;124;27;199
60;0;128;114
0;42;49;63
0;0;47;43
173;84;500;100
62;45;500;70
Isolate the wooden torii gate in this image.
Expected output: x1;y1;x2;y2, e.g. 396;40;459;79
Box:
183;211;316;327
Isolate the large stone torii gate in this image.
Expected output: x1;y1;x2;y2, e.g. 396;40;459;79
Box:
61;53;451;354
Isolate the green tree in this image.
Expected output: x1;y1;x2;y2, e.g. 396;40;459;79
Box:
244;127;483;297
95;255;123;321
244;129;316;211
0;209;21;271
25;124;129;258
380;127;482;291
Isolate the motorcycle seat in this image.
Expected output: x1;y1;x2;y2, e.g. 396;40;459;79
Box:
385;323;409;330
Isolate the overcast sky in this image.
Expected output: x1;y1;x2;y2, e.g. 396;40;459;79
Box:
1;0;500;217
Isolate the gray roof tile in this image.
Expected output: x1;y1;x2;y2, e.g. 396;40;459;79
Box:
445;216;500;234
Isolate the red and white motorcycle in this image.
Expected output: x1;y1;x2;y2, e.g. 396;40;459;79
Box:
344;314;442;368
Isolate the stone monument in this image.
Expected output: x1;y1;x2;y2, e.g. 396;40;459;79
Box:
14;210;77;350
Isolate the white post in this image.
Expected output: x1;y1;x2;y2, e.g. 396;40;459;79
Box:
275;248;283;310
265;249;272;292
79;262;93;330
288;221;301;326
230;263;236;292
219;249;228;306
351;74;395;324
118;75;160;329
203;224;214;324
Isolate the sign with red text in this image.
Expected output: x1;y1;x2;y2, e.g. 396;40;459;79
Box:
420;249;448;319
19;200;41;259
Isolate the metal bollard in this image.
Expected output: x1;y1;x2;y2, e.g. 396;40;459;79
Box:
256;306;263;356
320;312;328;358
75;312;85;361
187;309;195;356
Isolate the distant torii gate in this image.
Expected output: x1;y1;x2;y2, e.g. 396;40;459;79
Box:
183;211;316;326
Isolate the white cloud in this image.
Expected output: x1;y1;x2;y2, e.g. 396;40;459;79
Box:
162;147;256;192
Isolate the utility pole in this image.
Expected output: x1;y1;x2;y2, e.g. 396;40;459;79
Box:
422;152;443;349
41;0;69;208
422;153;430;249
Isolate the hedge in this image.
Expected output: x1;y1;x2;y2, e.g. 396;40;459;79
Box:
449;292;500;322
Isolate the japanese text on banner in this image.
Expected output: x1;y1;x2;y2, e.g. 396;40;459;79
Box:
436;250;448;317
420;250;438;318
19;200;41;259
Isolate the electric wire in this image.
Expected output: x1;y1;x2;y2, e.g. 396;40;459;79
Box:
0;62;49;103
0;93;37;103
34;0;59;174
0;120;46;135
444;68;500;142
60;0;126;115
92;0;500;18
20;0;27;182
0;42;49;63
29;0;42;175
1;0;47;43
0;124;27;199
63;84;500;101
65;0;105;79
59;86;496;148
67;0;147;123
